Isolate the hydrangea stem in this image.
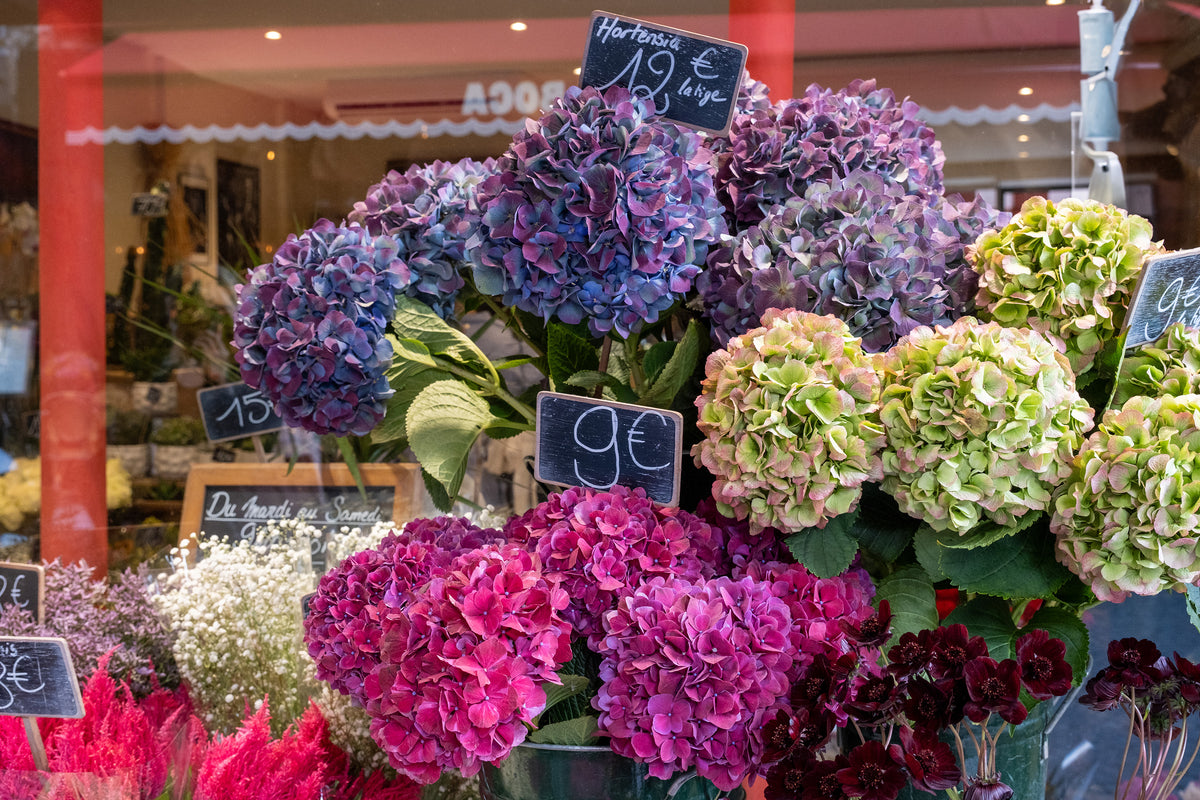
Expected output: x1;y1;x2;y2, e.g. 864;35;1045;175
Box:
438;360;536;424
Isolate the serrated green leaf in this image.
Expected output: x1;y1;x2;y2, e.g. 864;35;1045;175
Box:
495;355;538;371
391;296;495;381
1024;605;1090;683
940;512;1045;550
913;526;948;582
641;340;676;385
851;486;918;563
877;565;937;646
375;368;448;445
638;320;701;408
527;715;600;745
421;468;453;513
547;323;600;394
1186;585;1200;637
944;596;1017;661
389;336;438;369
938;527;1072;599
565;370;621;390
785;512;859;578
407;381;495;503
513;308;550;354
540;675;591;719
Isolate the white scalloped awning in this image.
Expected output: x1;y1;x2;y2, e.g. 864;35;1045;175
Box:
66;102;1081;146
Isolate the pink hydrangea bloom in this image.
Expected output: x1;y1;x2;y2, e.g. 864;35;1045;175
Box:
363;544;573;783
505;485;724;647
594;575;797;791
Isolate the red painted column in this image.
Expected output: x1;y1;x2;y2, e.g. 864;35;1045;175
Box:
38;0;108;573
729;0;796;100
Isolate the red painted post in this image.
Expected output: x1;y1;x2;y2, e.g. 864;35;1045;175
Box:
729;0;796;100
38;0;108;574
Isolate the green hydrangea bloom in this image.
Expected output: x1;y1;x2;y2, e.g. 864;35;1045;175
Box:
1114;323;1200;406
971;196;1162;376
878;317;1094;534
693;308;884;533
1051;394;1200;603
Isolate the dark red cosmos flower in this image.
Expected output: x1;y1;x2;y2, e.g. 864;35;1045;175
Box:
845;600;893;649
887;629;936;679
800;755;852;800
847;672;902;724
1174;652;1200;704
963;777;1014;800
1015;629;1073;700
761;706;835;761
836;740;908;800
928;624;989;682
1107;638;1164;688
1079;669;1125;712
789;653;856;713
963;657;1027;725
902;675;956;729
764;748;816;800
893;726;961;792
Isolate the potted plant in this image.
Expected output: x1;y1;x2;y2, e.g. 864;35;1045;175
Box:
106;408;152;478
150;416;208;480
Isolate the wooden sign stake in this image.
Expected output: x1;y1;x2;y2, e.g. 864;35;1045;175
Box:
252;434;267;463
23;717;48;771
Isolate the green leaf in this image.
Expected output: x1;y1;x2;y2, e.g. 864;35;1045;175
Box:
335;436;366;498
495;355;539;371
1186;585;1200;637
784;512;859;578
547;323;600;394
638;320;701;408
389;336;438;369
421;467;453;513
944;595;1018;661
1024;605;1090;683
641;340;677;385
912;526;948;582
940;512;1045;550
851;485;918;563
540;675;591;719
527;715;600;745
513;308;549;354
877;565;937;646
391;296;495;382
938;526;1072;600
565;370;622;390
407;381;495;503
374;368;448;445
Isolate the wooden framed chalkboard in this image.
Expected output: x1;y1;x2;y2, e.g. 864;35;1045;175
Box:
180;463;425;572
1122;247;1200;349
580;11;747;136
535;391;682;506
197;381;283;443
0;563;43;623
0;637;84;719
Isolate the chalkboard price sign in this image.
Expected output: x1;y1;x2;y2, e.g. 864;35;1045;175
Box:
0;563;43;623
0;637;84;719
130;192;169;217
197;382;283;443
581;11;747;136
1122;247;1200;349
535;391;682;506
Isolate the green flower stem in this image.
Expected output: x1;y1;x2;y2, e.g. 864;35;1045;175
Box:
478;292;547;361
622;334;644;393
437;359;536;424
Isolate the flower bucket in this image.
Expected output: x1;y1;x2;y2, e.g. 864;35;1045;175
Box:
479;743;743;800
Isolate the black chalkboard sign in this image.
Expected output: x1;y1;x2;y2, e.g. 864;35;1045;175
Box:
0;563;43;623
197;382;283;443
581;11;748;136
1122;247;1200;349
535;391;682;506
0;637;84;719
130;192;169;217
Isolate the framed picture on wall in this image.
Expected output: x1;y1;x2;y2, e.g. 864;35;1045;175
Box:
216;159;261;273
179;173;211;267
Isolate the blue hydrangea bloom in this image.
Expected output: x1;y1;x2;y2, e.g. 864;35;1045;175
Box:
468;85;726;339
233;219;409;436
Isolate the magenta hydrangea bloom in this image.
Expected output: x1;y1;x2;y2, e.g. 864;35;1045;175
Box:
468;85;726;339
594;575;797;791
349;157;496;319
504;485;723;647
233;219;410;435
363;544;573;784
304;516;501;702
716;79;945;231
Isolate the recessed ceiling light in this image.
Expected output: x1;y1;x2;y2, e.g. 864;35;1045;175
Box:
1017;114;1031;123
1018;134;1030;143
1019;86;1034;96
510;21;527;31
267;150;276;161
1018;151;1030;159
573;67;582;76
1046;0;1065;5
264;30;282;40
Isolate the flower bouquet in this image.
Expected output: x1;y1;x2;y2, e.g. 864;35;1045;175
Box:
230;70;1200;798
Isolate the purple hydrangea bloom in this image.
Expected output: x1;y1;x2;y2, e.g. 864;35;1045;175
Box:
595;575;797;791
503;485;723;648
716;79;945;230
468;85;726;339
348;157;496;319
698;170;1008;351
304;516;502;703
233;219;410;436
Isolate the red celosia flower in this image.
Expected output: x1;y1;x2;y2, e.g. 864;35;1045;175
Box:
836;740;908;800
1015;629;1073;700
893;726;961;792
963;658;1027;725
